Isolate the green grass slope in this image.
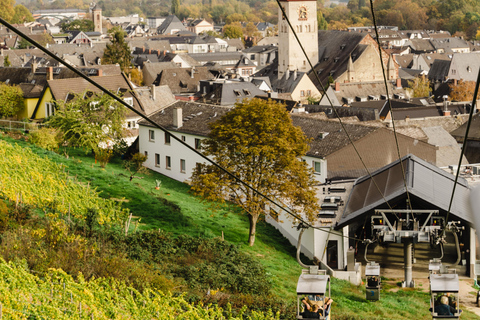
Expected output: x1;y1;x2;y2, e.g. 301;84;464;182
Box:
0;132;478;320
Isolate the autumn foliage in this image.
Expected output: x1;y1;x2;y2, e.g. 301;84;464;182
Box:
190;98;320;246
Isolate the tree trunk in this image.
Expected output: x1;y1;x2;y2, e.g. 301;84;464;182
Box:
248;214;258;246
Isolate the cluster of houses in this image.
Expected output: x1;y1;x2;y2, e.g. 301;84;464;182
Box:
1;0;480;284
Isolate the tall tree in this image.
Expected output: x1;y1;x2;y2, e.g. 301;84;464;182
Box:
61;19;94;32
190;98;320;246
0;0;15;23
223;23;243;39
0;83;23;118
171;0;180;15
103;27;133;72
407;76;432;98
47;91;128;154
11;5;34;24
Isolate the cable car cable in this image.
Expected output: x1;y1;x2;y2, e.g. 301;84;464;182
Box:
441;69;480;238
368;0;415;220
0;18;364;243
275;0;397;218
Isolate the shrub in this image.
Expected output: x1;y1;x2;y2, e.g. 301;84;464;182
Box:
29;127;61;151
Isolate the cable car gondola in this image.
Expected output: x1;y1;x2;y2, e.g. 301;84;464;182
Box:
429;260;462;319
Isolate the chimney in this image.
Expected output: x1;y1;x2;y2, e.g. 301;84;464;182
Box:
191;67;194;78
335;82;340;92
173;106;182;128
286;68;290;79
443;110;451;116
293;69;297;80
396;78;402;88
453;79;458;86
149;49;151;54
98;69;103;77
151;84;156;100
0;48;3;56
47;67;53;81
31;60;37;73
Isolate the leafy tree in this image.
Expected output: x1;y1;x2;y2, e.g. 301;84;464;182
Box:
223;23;243;39
46;90;128;154
11;4;34;24
190;98;320;246
0;0;15;23
0;83;23;118
318;11;328;30
171;0;180;15
103;27;133;72
407;76;432;98
449;80;476;102
61;18;94;32
3;56;11;67
17;37;32;49
225;12;245;24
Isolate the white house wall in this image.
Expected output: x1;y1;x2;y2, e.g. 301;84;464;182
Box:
303;155;327;184
139;126;209;182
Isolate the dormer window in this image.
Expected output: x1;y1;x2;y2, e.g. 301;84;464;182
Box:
243;89;251;96
233;90;241;97
340;44;346;50
334;57;339;63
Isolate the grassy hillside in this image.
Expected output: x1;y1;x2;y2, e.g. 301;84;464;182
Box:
0;131;478;319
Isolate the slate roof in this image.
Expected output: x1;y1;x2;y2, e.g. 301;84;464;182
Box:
225;38;244;50
310;31;368;86
450;113;480;141
243;45;277;55
138;101;232;137
407;39;435;52
189;52;244;65
201;80;266;106
389;104;466;119
337;154;473;228
430;38;470;54
290;114;378;158
157;15;187;35
448;53;480;81
395;54;414;68
142;61;178;85
0;51;22;67
153;66;215;94
428;59;451;82
159;52;200;66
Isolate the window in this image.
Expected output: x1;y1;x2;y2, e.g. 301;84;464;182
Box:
307;90;311;96
313;161;321;174
243;89;251;96
123;97;133;106
165;132;171;144
300;90;305;97
149;130;155;141
195;138;201;150
233;89;241;96
181;135;186;142
144;151;148;158
180;159;186;173
155;153;160;167
165;156;171;169
45;102;55;117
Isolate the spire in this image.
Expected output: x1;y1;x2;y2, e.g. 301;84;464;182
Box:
387;55;395;80
347;55;355;82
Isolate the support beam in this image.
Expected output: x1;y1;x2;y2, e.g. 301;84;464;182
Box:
403;237;414;287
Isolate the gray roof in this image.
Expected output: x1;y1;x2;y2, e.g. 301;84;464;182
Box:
290;114;378;158
157;15;187;35
310;31;368;86
428;59;451;82
337;154;473;228
430;37;470;54
202;80;266;106
422;126;468;167
138;101;232;136
448;53;480;81
126;39;171;52
134;85;176;115
450;112;480;141
407;39;435;52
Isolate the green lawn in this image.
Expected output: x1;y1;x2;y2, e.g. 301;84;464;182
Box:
2;132;479;319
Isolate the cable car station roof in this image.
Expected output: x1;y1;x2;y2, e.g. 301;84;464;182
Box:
337;154;473;228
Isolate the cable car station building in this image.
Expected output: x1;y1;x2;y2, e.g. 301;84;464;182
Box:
268;154;477;284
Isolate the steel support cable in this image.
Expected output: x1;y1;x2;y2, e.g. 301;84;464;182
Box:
0;18;362;243
276;1;397;216
441;67;480;238
368;0;414;220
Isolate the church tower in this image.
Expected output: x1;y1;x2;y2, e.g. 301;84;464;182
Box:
92;4;103;34
277;0;318;79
